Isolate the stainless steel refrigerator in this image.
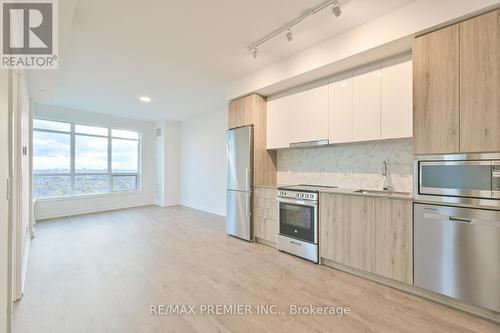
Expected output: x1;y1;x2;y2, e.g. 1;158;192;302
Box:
226;126;253;241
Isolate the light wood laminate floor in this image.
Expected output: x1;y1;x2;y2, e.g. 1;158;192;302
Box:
14;206;499;333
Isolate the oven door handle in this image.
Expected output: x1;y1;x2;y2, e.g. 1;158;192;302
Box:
276;197;317;207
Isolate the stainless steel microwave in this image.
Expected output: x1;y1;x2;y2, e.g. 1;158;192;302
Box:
414;153;500;208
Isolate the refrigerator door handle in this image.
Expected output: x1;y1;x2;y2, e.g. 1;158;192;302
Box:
246;168;251;191
246;193;251;217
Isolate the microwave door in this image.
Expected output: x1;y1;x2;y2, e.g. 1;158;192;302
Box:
493;163;500;199
419;161;493;198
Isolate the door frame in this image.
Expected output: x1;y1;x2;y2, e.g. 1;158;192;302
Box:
0;69;14;333
10;70;33;303
11;70;23;302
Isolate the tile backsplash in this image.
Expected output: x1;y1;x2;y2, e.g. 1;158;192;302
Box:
277;139;413;192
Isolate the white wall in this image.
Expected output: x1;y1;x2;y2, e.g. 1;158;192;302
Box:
179;107;227;216
155;120;180;207
34;103;156;220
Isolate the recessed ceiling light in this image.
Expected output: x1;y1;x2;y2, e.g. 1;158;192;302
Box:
139;96;151;103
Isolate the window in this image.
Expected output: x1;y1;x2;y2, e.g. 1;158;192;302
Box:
33;119;141;199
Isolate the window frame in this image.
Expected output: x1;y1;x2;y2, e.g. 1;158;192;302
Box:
33;118;141;199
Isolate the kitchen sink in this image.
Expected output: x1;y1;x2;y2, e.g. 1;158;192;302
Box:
354;189;410;196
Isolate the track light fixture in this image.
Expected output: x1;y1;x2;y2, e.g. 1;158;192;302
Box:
332;1;342;17
247;0;344;59
250;47;258;59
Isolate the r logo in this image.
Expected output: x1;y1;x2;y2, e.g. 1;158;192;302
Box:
2;1;53;54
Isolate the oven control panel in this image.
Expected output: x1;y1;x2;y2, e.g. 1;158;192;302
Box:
278;190;318;201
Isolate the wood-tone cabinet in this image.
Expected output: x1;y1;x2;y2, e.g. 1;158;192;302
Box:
343;195;374;272
459;9;500;152
228;96;254;129
320;193;413;284
254;187;278;246
267;97;291;149
228;94;277;186
413;25;460;154
329;74;353;144
319;193;345;263
373;198;413;284
413;10;500;155
381;60;413;140
353;65;381;142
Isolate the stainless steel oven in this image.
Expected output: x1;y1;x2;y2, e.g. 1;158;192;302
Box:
277;187;319;263
414;153;500;208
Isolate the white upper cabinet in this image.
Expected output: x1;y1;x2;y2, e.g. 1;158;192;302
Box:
266;58;412;150
289;85;329;144
289;91;309;144
353;65;381;142
267;96;291;149
380;60;412;139
307;85;329;142
329;74;353;144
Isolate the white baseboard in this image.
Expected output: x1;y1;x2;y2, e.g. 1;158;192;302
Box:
35;200;225;220
155;201;180;208
179;202;226;217
36;201;155;220
21;237;30;296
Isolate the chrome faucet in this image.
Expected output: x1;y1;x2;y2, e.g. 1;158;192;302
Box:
382;160;393;192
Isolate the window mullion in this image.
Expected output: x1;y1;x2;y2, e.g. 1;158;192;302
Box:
108;129;112;192
136;139;140;190
70;123;75;195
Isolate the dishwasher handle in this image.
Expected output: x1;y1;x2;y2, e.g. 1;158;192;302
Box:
423;211;500;227
449;216;472;224
425;213;472;224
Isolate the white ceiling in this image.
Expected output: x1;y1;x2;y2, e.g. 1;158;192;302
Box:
31;0;414;121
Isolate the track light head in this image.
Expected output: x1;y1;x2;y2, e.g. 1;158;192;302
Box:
286;29;293;42
250;47;258;59
332;1;342;17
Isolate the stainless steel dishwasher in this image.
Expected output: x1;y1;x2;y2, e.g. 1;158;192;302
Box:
414;203;500;312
